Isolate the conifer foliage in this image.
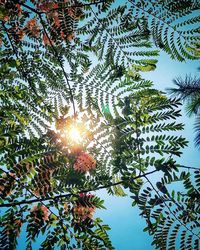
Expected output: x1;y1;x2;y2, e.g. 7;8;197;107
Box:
0;0;199;249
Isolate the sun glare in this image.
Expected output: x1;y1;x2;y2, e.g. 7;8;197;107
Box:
68;126;82;143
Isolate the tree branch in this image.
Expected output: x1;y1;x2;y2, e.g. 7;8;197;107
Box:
18;0;107;14
0;169;158;207
179;165;200;171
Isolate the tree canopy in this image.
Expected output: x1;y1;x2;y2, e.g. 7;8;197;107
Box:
0;0;199;249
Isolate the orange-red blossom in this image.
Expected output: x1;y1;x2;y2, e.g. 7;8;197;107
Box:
30;205;49;221
73;152;96;172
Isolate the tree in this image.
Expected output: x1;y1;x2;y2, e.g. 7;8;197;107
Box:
0;0;199;249
169;72;200;148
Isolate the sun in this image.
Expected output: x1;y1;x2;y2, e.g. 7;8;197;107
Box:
68;126;82;143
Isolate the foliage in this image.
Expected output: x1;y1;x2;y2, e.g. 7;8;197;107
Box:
128;0;200;61
0;0;199;249
136;169;200;250
169;72;200;148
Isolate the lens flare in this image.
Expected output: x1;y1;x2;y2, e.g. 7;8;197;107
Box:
68;126;82;143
